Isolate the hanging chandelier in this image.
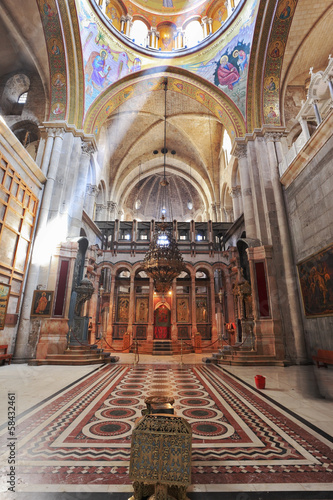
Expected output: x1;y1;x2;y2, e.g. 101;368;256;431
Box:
143;78;185;294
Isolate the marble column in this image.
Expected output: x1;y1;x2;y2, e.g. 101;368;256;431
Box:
233;141;256;238
312;99;322;125
125;15;132;36
38;128;65;230
40;127;56;176
208;18;213;34
85;184;98;219
211;203;217;222
327;78;333;100
225;208;234;223
150;28;156;48
298;117;310;141
265;131;307;363
69;141;94;238
120;16;125;33
230;186;242;220
226;0;233;17
201;16;208;38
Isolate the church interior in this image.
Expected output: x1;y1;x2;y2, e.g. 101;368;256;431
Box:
0;0;333;498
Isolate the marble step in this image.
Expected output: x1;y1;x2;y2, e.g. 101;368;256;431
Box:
30;358;116;366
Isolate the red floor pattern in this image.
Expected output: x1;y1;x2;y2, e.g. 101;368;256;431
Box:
0;364;332;488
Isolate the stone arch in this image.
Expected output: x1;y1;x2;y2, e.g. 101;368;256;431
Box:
83;67;246;139
11;120;40;160
221;182;233;222
0;74;30;115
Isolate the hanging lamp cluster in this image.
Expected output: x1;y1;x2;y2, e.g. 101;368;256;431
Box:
143;78;186;294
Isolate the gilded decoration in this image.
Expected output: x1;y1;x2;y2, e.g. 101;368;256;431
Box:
262;0;298;124
37;0;67;120
79;0;256;126
129;414;192;499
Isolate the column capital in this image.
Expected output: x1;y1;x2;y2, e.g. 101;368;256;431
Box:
86;184;98;196
232;142;247;159
44;127;57;138
54;128;65;139
108;201;117;210
264;131;285;143
81;141;95;156
230;186;241;198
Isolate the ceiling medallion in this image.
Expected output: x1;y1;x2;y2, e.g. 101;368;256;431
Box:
143;77;185;294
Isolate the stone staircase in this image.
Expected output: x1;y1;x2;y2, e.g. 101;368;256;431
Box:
203;347;289;366
30;345;119;366
152;340;173;356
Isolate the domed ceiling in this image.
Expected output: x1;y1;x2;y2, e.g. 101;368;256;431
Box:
122;0;225;26
125;173;205;221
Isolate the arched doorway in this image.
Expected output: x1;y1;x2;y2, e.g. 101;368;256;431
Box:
154;302;171;339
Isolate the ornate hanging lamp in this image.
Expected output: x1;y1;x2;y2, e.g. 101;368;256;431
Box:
143;78;185;294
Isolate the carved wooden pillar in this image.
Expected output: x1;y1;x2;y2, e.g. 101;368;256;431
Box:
147;277;154;342
209;272;218;343
127;272;135;339
171;279;178;341
190;272;197;341
107;272;116;344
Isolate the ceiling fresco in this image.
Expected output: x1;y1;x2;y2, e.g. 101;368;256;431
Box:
78;0;258;126
125;0;208;14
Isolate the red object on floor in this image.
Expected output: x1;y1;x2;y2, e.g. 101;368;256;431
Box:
255;375;266;389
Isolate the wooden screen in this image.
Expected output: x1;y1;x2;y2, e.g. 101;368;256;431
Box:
0;153;38;314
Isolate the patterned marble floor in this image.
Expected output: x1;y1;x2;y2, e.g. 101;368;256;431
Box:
0;361;333;499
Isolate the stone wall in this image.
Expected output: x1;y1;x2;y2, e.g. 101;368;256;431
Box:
284;132;333;357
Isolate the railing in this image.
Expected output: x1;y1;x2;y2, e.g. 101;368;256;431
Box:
279;132;307;177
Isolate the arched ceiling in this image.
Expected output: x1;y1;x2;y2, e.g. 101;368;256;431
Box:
99;84;224;219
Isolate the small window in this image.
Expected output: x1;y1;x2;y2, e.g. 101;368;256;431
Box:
184;20;203;48
18;92;28;104
223;129;232;164
131;20;148;46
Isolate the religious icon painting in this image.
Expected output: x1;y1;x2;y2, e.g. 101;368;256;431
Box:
276;0;296;21
117;296;130;322
177;297;189;323
135;297;149;323
196;297;208;323
31;290;54;317
264;76;279;92
297;243;333;317
0;283;11;329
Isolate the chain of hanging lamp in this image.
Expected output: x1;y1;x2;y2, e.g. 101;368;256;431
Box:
143;78;185;295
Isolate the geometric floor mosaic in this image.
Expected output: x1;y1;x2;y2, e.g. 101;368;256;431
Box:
0;363;333;489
